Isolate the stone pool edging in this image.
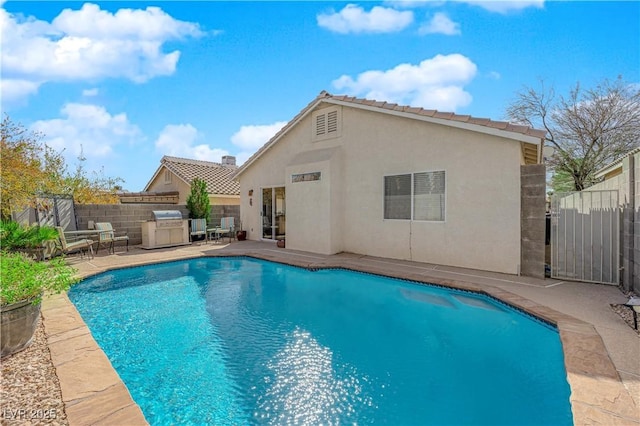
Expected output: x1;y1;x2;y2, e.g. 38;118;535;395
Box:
41;293;148;426
42;251;638;425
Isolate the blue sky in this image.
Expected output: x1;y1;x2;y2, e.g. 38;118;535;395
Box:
2;1;638;191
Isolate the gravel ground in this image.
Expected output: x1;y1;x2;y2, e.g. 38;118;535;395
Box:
611;303;640;336
0;316;68;426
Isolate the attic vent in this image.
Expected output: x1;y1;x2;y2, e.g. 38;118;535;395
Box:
312;106;342;142
316;114;326;136
327;110;338;133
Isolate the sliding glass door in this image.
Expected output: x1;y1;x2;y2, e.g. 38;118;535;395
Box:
261;187;285;240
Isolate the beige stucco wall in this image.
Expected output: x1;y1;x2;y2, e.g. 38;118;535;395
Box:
210;195;240;206
146;167;240;206
146;169;190;202
283;147;344;254
238;104;523;274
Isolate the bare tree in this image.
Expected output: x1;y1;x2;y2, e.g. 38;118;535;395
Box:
506;77;640;191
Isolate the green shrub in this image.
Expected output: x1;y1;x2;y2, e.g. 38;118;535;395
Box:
0;252;78;305
0;221;58;251
186;178;211;221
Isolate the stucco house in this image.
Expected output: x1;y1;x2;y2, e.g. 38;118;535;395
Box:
233;91;546;275
144;156;240;206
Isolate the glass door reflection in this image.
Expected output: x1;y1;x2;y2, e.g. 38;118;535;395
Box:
262;187;285;240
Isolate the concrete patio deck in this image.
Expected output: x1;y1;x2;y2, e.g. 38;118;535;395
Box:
42;240;639;425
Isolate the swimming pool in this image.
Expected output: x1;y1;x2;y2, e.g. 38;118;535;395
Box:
69;257;573;425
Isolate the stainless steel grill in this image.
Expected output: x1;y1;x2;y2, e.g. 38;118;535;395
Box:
151;210;184;228
142;210;189;249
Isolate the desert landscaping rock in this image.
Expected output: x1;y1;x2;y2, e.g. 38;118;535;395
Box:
0;317;68;426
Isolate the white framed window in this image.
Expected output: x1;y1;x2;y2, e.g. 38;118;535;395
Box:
384;171;446;221
164;170;172;184
312;106;341;142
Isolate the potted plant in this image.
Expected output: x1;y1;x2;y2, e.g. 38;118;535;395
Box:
236;220;246;241
1;253;78;357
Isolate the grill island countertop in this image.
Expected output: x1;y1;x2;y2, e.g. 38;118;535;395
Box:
141;210;190;249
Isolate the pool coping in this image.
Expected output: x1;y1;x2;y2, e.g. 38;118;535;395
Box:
41;250;639;425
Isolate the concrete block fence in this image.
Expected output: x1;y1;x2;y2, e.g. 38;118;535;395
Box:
520;164;546;278
74;204;239;246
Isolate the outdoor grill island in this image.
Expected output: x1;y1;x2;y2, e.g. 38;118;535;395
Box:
141;210;190;249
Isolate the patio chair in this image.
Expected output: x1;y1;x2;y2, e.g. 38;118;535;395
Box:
190;218;208;243
56;227;94;259
95;222;129;254
219;217;235;242
208;217;234;243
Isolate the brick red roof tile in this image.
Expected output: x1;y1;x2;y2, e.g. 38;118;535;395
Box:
161;156;240;196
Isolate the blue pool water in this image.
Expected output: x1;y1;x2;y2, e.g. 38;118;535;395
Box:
69;257;573;425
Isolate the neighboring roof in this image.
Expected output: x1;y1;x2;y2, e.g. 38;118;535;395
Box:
594;146;640;178
144;156;240;196
233;90;546;178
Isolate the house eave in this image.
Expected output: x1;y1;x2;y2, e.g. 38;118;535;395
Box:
232;97;327;180
143;165;164;192
325;98;544;147
232;93;546;179
594;146;640;179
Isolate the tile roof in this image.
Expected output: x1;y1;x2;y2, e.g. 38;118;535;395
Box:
161;156;240;196
234;91;545;178
326;91;547;139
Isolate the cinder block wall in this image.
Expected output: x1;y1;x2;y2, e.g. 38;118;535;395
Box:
74;204;241;245
210;205;240;229
75;204;190;245
520;164;546;278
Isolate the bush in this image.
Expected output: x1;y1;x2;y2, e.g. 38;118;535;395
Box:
0;221;58;251
186;177;211;221
0;252;78;305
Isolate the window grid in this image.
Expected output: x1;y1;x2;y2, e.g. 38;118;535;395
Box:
384;171;445;221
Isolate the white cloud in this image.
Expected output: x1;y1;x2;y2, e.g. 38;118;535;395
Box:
82;88;99;97
384;1;444;8
317;4;413;34
1;3;205;104
384;0;544;13
460;0;544;13
231;121;287;165
155;124;228;162
333;53;477;111
0;79;41;105
231;121;287;151
51;4;203;40
31;103;141;165
418;12;460;35
488;71;501;80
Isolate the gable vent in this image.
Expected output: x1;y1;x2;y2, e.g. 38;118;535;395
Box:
316;114;327;136
312;106;342;141
327;110;338;133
